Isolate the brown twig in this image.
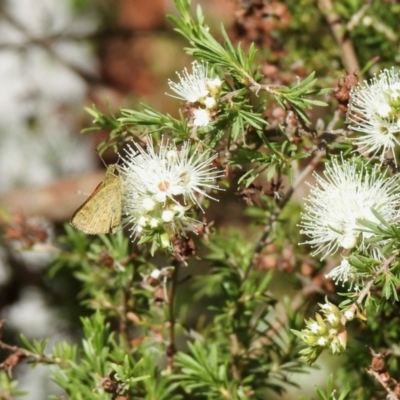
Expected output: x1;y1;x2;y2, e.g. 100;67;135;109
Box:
367;368;399;400
245;150;325;279
346;1;372;31
366;348;400;400
326;109;343;132
318;0;360;72
166;261;180;368
0;340;68;367
118;289;129;342
356;255;396;306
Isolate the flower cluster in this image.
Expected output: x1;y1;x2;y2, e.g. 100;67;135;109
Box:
293;300;351;365
297;151;400;363
120;138;223;249
167;61;222;127
347;68;400;164
299;156;400;261
324;259;359;288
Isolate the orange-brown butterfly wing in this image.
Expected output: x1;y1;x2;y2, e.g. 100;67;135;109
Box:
70;165;122;234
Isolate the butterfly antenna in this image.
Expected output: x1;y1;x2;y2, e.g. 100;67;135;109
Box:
96;149;108;168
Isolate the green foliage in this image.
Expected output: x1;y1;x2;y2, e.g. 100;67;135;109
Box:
50;313;122;399
274;73;329;123
284;0;400;73
189;230;305;397
3;0;400;399
0;371;26;398
118;106;190;138
52;227;157;319
170;0;260;84
174;341;246;400
299;375;351;400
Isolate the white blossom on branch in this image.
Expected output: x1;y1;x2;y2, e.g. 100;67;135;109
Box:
299;156;400;260
347;68;400;164
120;138;223;243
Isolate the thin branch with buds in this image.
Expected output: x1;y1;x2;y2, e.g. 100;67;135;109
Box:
245;150;325;279
318;0;360;72
367;368;399;400
0;340;68;368
356;255;396;306
366;348;400;400
166;260;180;368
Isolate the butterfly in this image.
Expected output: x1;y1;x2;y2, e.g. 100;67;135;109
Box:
70;164;123;234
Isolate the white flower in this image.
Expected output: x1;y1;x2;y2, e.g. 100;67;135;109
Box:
320;303;334;311
204;96;217;110
347;68;400;163
166;149;179;162
150;269;162;280
299;156;400;259
193;108;211;127
206;77;222;92
174;141;223;210
326;313;338;324
343;309;355;321
167;61;210;103
172;204;185;217
325;260;356;286
138;216;147;226
149;218;159;228
161;210;174;223
376;103;391;118
143;198;156;211
330;339;342;353
120;137;223;241
309;321;321;334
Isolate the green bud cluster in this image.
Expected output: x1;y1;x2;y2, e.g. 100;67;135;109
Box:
292;299;348;365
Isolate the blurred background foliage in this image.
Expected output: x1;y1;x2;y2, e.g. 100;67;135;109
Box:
0;0;400;399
